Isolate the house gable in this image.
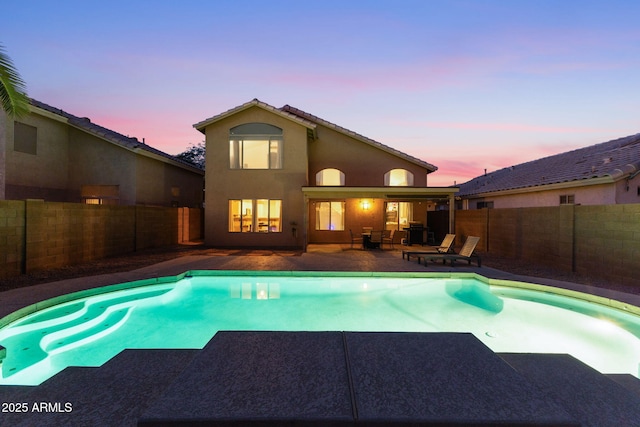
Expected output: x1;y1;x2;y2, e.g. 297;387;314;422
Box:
3;99;204;207
280;104;437;173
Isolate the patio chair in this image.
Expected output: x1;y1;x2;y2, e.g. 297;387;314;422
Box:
382;229;397;249
422;236;481;267
402;234;455;261
368;230;383;249
349;229;363;249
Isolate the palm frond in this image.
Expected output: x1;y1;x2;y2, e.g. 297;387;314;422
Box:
0;44;30;118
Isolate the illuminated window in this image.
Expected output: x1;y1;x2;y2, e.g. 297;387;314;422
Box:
385;202;413;230
384;169;414;186
316;168;345;185
229;199;282;232
315;201;345;231
81;185;119;205
229;123;283;169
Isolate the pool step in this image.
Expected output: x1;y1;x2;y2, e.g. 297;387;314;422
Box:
499;353;640;426
0;348;198;427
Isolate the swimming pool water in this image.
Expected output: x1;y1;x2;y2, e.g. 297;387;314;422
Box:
1;273;639;385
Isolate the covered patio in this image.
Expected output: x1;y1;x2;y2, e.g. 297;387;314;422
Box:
302;186;459;248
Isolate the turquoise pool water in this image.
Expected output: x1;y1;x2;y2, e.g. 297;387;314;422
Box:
1;272;639;385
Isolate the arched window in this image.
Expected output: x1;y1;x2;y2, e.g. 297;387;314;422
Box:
316;168;345;186
229;123;283;169
384;169;414;186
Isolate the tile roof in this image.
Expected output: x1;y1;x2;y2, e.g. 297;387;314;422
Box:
458;133;640;197
29;99;203;173
193;98;317;133
193;99;436;173
280;104;437;172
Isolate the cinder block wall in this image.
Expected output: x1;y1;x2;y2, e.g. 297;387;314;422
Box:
457;204;640;286
0;201;26;279
454;209;488;251
574;204;640;285
0;201;203;278
135;206;179;250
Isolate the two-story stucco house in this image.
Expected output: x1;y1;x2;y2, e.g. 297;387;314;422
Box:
457;133;640;209
194;99;457;249
0;99;204;207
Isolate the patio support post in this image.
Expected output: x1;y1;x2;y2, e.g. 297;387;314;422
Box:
448;194;455;234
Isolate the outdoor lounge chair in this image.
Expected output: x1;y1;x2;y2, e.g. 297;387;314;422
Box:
422;236;481;267
402;234;455;261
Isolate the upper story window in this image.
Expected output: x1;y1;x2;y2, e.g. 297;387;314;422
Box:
316;168;345;186
14;122;37;155
384;169;414;186
229;123;283;169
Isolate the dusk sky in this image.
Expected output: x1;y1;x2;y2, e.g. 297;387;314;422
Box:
4;0;639;186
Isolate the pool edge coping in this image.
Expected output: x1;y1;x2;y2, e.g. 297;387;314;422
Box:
2;270;639;330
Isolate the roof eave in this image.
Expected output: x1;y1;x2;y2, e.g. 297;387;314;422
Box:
193;99;317;135
460;176;616;198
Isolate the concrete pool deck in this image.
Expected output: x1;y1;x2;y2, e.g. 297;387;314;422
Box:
1;245;640;426
2;244;640;324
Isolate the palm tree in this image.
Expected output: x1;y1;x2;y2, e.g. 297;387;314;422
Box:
0;43;29;117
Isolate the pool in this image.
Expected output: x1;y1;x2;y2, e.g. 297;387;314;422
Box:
1;271;639;386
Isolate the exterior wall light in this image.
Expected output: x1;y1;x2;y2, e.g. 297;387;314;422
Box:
361;199;371;210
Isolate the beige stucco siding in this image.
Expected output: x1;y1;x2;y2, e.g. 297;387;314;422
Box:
615;175;640;204
308;126;428;186
3;106;203;207
68;128;138;204
466;183;617;209
135;156;203;207
5;112;70;198
203;106;308;248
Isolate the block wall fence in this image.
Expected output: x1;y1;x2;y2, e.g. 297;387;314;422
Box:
0;200;203;279
455;204;640;287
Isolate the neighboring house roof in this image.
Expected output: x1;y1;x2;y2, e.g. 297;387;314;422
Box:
193;99;437;173
280;104;437;173
28;99;203;174
458;133;640;197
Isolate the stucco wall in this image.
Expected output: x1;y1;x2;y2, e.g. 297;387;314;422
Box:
615;174;640;204
203;106;308;248
308;126;428;187
466;183;619;209
456;204;640;287
5;111;71;200
0;112;6;200
4;108;203;207
68;127;138;204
